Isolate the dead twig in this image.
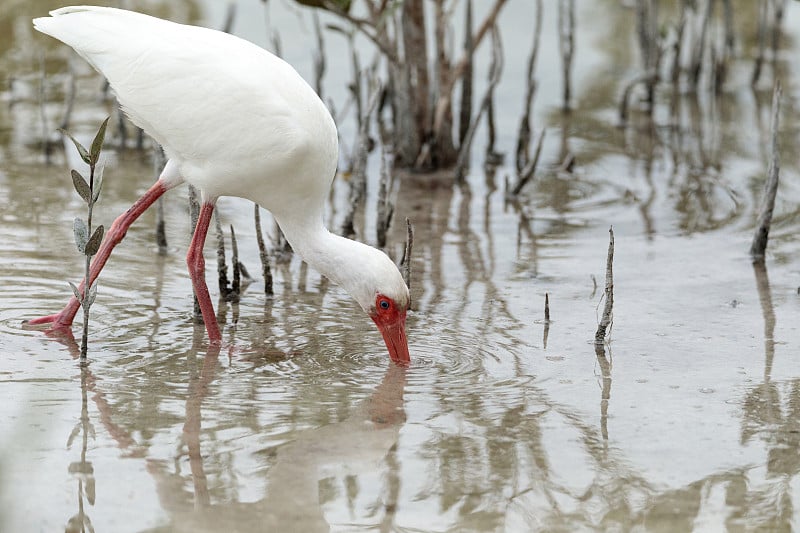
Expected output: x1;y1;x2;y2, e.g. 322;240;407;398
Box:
484;22;504;163
376;148;395;248
618;71;658;128
458;0;474;147
341;79;383;237
400;218;414;292
215;213;230;299
670;2;688;87
543;292;550;350
544;292;550;323
752;0;768;87
516;0;543;173
635;0;660;105
431;0;508;141
254;204;274;296
558;0;575;110
508;130;545;197
230;224;241;301
595;227;614;344
454;25;503;183
312;12;326;98
750;81;781;259
688;0;713;89
153;146;168;255
188;185;202;321
221;0;236;34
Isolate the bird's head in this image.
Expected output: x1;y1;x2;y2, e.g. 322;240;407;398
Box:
369;290;410;366
343;245;410;365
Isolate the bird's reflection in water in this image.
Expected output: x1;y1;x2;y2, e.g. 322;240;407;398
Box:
145;358;408;532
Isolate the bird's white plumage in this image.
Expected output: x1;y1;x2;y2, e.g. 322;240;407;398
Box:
34;6;337;213
33;6;409;317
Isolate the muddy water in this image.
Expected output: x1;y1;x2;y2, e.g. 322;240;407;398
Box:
2;1;800;531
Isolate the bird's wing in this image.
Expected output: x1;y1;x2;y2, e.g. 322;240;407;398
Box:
34;6;310;164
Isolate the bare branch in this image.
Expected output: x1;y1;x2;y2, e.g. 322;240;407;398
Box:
400;218;414;291
750;81;782;259
558;0;575;110
321;0;398;62
254;203;274;296
215;212;230;298
508;130;545;197
455;24;504;182
595;227;614;344
432;0;508;136
516;0;543;173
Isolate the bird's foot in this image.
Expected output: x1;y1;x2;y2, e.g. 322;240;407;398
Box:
24;310;75;329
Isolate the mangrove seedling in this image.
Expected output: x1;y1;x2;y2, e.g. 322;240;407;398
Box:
61;117;109;361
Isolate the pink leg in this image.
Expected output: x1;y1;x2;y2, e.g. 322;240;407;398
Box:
28;179;172;329
186;202;222;343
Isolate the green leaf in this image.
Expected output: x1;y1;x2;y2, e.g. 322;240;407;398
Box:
73;217;88;253
90;117;110;165
84;225;104;256
92;163;104;203
85;280;98;307
68;281;83;305
59;129;91;165
71;170;91;204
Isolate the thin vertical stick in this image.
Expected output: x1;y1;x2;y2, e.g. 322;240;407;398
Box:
312;12;326;99
153;146;168;255
400;218;414;291
542;293;550;350
689;0;713;89
509;130;545;197
215;213;230;298
671;2;688;87
221;0;236;33
484;22;504;160
458;0;473;147
544;293;550;323
595;227;614;344
516;0;543;173
558;0;575;111
750;81;782;259
254;203;274;296
752;0;768;87
230;224;240;300
454;25;503;182
376;148;395;249
341;80;382;237
188;185;202;321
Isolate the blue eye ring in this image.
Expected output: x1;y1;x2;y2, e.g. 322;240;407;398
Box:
379;299;390;310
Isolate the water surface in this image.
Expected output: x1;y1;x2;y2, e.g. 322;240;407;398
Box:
2;1;800;531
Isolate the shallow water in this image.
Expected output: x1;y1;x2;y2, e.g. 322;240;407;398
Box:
2;1;800;531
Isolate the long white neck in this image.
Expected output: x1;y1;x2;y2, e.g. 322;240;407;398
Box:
273;210;384;311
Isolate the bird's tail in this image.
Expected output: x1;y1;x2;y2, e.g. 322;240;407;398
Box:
33;6;161;75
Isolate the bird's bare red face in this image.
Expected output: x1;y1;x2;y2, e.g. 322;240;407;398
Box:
370;294;410;365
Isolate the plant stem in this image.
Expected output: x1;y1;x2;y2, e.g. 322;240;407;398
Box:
80;161;94;361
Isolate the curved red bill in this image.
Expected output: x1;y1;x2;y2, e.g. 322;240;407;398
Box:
372;311;410;365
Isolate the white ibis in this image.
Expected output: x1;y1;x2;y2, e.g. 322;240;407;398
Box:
29;6;410;364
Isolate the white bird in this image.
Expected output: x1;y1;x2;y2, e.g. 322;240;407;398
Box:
29;6;410;364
